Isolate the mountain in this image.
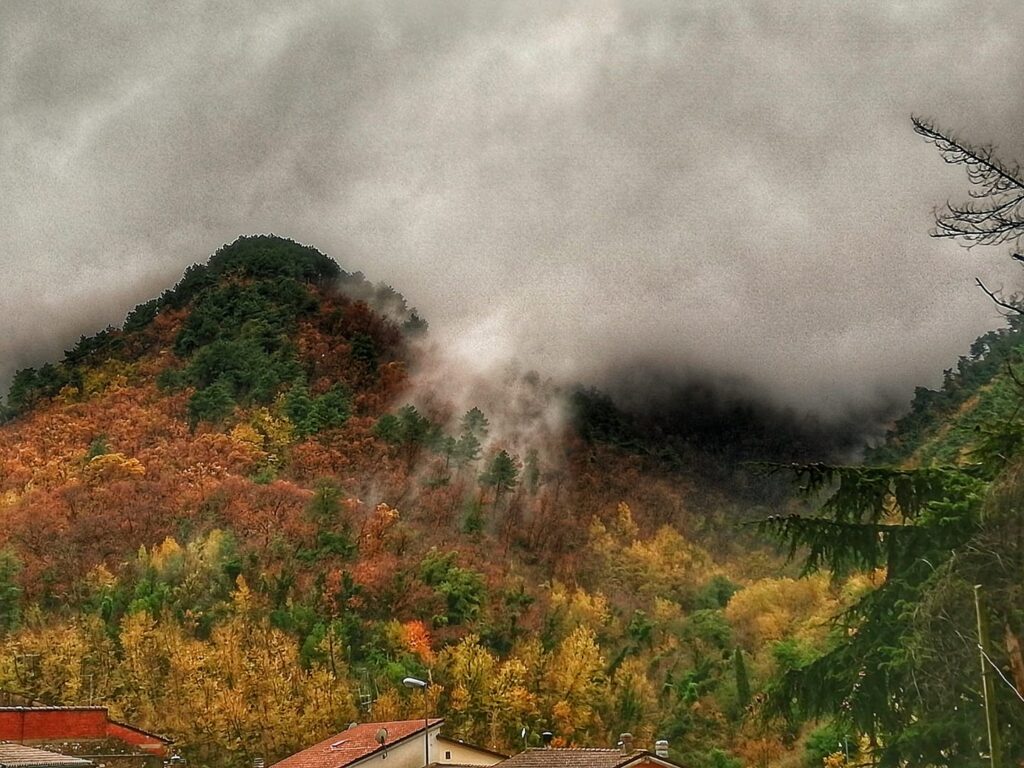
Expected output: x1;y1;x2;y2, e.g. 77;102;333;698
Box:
0;235;974;768
868;312;1024;468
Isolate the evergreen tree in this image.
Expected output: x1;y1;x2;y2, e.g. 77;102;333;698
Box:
778;120;1024;764
397;405;434;446
373;413;403;443
461;407;489;440
187;380;236;426
454;432;482;466
284;378;318;435
311;385;351;432
757;465;991;765
480;450;519;501
733;647;750;710
0;548;21;634
452;408;488;467
523;448;541;493
350;333;378;372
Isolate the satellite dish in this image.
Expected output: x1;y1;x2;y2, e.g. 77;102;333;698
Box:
376;728;389;746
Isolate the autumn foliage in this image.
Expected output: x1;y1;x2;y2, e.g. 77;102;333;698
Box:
0;237;839;768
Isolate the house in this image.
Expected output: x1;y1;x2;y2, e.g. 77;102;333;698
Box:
495;735;682;768
0;743;93;768
0;707;170;768
272;720;506;768
434;736;506;768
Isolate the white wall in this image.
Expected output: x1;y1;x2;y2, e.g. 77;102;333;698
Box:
349;726;504;768
436;739;504;766
351;725;440;768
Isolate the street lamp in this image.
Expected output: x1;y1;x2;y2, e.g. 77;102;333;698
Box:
403;676;429;768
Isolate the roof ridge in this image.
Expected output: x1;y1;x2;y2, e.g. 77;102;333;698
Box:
0;707;108;712
107;717;173;744
271;718;447;768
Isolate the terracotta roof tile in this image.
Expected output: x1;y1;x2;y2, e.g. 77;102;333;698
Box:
272;720;443;768
497;749;675;768
0;743;94;768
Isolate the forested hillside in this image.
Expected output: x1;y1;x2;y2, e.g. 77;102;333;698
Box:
869;312;1024;468
0;236;833;768
748;308;1024;767
744;120;1024;768
4;232;1024;768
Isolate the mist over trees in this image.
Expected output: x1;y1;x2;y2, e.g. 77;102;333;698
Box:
5;113;1024;767
748;119;1024;767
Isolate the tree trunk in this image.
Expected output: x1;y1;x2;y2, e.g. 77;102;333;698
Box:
1003;623;1024;696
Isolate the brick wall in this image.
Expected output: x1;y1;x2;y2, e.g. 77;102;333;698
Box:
0;708;168;756
107;721;167;752
0;708;109;741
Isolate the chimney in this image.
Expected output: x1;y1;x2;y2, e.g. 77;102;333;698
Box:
619;734;633;755
541;732;554;748
655;740;669;758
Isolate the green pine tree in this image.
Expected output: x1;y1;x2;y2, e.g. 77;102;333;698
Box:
480;450;519;502
0;548;22;634
734;646;750;710
757;465;988;766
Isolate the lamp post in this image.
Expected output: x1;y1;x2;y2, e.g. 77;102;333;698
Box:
403;676;429;768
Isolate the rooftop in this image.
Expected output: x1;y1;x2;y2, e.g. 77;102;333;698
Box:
496;749;677;768
0;743;93;768
435;737;507;761
272;720;443;768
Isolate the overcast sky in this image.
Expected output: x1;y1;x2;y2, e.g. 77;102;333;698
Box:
3;1;1024;419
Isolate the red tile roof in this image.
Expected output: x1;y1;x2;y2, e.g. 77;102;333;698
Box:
0;743;93;768
272;720;443;768
497;749;679;768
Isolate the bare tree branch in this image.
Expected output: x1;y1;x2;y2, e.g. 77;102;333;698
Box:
974;278;1024;315
913;116;1024;250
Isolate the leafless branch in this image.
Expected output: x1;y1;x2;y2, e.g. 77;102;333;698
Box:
974;278;1024;315
913;116;1024;250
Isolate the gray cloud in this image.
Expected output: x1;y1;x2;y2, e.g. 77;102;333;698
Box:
3;0;1024;419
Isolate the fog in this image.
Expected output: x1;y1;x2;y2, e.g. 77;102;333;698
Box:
3;0;1024;425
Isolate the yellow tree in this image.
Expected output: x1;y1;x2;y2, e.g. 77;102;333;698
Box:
3;614;115;705
117;611;170;724
541;627;608;743
488;656;538;750
439;634;498;744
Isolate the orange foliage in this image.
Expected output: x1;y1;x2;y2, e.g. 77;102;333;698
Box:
401;619;436;663
219;478;315;556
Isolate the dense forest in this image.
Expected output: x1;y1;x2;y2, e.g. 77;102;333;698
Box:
3;117;1024;768
0;235;834;768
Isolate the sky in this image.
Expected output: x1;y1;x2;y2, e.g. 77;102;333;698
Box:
3;0;1024;422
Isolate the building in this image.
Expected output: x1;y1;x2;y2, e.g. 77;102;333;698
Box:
0;708;169;768
434;736;506;768
272;720;506;768
0;743;93;768
495;736;683;768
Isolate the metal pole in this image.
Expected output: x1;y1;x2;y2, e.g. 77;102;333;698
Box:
404;677;430;768
975;584;1004;768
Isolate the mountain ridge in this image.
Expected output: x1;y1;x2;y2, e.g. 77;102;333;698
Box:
5;234;1013;768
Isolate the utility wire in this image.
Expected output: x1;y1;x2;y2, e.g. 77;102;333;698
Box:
978;644;1024;705
953;627;1024;705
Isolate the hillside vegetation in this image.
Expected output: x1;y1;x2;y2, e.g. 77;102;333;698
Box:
4;235;1024;768
0;236;823;768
